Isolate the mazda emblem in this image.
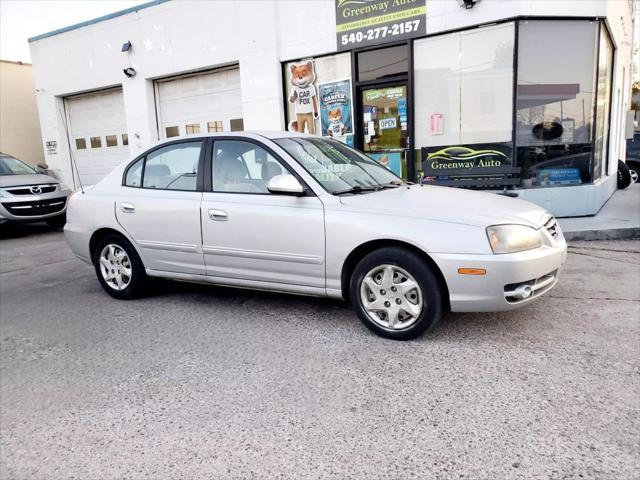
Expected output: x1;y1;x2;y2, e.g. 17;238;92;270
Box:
30;185;42;194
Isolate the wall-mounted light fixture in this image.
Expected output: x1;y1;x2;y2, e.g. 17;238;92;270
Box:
121;40;135;78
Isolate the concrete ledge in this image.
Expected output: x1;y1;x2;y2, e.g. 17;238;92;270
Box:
564;227;640;242
558;184;640;242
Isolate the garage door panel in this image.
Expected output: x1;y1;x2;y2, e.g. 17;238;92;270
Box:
157;67;242;139
66;88;129;186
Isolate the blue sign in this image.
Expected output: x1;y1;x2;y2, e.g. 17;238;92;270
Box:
397;98;407;116
537;168;582;186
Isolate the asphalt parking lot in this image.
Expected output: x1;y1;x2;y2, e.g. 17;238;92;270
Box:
1;226;638;479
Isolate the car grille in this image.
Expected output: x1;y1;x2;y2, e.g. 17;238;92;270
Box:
544;215;558;238
2;196;67;217
3;184;57;195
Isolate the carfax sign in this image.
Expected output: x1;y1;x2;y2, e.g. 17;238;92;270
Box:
335;0;427;51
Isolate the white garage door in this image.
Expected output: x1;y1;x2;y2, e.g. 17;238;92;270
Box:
66;88;129;186
156;67;243;140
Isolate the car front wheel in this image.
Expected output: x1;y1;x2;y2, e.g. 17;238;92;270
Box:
350;247;443;340
93;234;147;299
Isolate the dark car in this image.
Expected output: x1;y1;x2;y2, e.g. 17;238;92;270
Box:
626;131;640;184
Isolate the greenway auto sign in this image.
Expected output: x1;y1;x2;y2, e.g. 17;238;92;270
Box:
421;144;511;174
336;0;426;51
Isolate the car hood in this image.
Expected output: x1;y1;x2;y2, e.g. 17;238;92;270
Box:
338;184;549;228
0;174;60;188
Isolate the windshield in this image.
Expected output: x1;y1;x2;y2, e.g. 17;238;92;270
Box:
0;155;37;176
273;137;402;194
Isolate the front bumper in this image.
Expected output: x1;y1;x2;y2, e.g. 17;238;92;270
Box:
0;193;69;223
433;235;567;312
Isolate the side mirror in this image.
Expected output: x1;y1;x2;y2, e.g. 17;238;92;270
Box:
35;162;49;173
267;174;305;195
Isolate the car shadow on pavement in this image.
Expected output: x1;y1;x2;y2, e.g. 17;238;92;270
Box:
144;278;522;341
0;222;59;240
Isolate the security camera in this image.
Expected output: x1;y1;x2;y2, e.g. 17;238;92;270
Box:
123;67;136;78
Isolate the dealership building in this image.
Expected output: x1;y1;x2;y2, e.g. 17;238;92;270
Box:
29;0;636;217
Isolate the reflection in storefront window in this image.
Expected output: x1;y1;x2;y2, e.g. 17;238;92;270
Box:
413;22;515;186
515;21;598;188
593;26;614;181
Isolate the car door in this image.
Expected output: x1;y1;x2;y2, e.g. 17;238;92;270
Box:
200;138;325;288
116;140;205;275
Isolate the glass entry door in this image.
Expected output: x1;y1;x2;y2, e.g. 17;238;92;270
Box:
359;84;409;179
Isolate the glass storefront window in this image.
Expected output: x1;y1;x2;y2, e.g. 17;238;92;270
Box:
284;53;352;138
515;21;598;188
593;25;614;181
413;22;515;183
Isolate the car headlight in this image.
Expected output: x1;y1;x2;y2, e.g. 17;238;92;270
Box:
58;182;71;192
486;225;542;254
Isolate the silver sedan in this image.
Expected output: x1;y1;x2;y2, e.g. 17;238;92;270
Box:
64;132;567;340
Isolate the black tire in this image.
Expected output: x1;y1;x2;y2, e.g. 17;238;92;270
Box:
617;160;632;189
349;247;443;340
627;161;640;185
92;233;147;300
46;214;66;229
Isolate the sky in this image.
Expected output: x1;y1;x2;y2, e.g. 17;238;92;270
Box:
0;0;149;63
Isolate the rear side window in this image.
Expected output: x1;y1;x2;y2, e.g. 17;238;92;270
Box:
125;158;144;187
124;141;202;190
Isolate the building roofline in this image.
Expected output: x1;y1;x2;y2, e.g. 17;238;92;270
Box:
0;60;32;66
27;0;170;43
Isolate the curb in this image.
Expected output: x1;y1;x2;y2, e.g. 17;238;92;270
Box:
563;228;640;242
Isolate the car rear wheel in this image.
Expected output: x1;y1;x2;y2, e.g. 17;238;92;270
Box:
350;247;443;340
93;234;147;299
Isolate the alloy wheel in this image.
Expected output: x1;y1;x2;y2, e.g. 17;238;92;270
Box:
99;244;132;291
360;264;423;330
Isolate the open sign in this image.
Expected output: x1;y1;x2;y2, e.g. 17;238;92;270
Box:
379;118;397;130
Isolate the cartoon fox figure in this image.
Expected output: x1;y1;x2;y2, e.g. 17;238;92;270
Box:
326;108;346;137
288;61;318;134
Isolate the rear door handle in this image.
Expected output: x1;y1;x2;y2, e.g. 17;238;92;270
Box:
120;202;135;213
208;209;228;221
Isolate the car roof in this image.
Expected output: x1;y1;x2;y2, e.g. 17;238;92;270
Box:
149;131;315;150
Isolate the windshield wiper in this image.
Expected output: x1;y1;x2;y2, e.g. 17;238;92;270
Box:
332;185;380;195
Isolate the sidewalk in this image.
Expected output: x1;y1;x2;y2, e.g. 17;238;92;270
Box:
558;183;640;241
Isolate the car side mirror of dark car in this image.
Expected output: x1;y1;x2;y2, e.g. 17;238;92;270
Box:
267;174;305;195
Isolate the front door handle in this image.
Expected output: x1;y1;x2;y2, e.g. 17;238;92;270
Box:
208;209;228;221
120;202;135;213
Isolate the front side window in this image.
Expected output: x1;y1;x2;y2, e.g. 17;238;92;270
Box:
211;140;288;194
142;141;201;191
274;137;400;194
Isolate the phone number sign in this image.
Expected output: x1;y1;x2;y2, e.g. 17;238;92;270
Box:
336;0;426;51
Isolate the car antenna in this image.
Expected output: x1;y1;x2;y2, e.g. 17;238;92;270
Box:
58;108;85;194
